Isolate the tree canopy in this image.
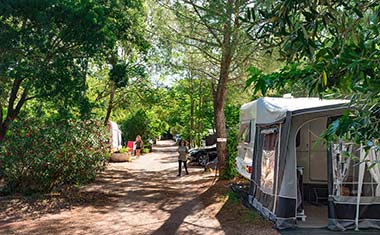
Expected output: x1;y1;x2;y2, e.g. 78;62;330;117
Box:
149;0;278;171
245;0;380;147
0;0;147;139
3;0;380;181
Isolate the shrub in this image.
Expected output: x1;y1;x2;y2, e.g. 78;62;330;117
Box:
118;147;130;154
0;119;110;194
143;147;150;154
119;109;168;144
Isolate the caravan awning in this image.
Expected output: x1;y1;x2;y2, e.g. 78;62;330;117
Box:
240;97;349;124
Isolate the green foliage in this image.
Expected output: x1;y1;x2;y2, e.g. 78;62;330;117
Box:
110;62;146;89
146;109;169;139
221;126;238;180
0;0;148;140
246;63;319;97
225;190;259;223
119;109;167;143
110;63;129;88
142;147;151;154
244;1;380;147
225;104;240;129
0;119;110;194
227;190;240;205
119;147;130;154
0;0;117;102
164;77;215;146
119;110;148;142
150;0;270;153
240;208;258;223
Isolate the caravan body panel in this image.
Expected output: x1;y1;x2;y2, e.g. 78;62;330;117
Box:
241;97;376;230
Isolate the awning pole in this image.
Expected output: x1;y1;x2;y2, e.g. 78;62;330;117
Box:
272;124;281;214
355;145;365;231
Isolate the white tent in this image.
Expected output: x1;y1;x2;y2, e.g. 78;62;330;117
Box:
240;97;348;124
110;121;122;152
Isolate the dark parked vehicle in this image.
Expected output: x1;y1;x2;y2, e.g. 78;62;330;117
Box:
174;134;182;144
188;144;217;166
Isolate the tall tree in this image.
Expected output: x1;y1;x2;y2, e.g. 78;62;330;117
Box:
102;0;149;125
155;0;262;173
0;0;146;140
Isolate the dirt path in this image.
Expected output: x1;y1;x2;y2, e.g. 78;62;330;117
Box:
0;140;278;235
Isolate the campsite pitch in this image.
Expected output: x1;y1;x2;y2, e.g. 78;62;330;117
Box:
0;140;277;235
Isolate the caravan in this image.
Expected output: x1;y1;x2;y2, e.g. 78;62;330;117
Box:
238;97;380;230
236;101;257;180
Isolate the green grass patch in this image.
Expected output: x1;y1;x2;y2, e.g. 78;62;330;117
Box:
227;190;240;205
240;208;258;223
225;189;260;224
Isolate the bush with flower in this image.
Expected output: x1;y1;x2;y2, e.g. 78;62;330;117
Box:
0;119;110;194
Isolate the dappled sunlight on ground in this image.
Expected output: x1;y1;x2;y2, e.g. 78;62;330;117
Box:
0;140;277;235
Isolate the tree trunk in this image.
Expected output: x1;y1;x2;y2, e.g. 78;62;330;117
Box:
104;81;116;126
214;0;234;174
0;79;28;141
214;65;230;173
1;83;28;182
190;95;194;147
197;78;204;147
0;116;14;142
0;122;9;142
0;120;9;176
215;103;227;171
189;73;195;148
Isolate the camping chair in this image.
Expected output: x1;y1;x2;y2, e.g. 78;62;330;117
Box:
205;157;218;171
205;157;219;180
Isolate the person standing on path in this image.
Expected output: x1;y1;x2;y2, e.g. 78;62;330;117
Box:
177;140;189;177
135;135;143;157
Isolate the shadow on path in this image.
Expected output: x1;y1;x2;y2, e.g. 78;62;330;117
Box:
0;140;278;235
150;177;220;235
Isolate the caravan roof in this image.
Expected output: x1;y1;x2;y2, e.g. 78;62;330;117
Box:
240;97;349;124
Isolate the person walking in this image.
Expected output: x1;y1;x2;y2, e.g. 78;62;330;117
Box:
177;140;189;176
135;135;143;157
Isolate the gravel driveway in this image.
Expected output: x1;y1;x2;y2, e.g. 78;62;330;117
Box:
0;140;278;235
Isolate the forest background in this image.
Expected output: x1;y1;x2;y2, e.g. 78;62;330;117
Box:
1;0;379;193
